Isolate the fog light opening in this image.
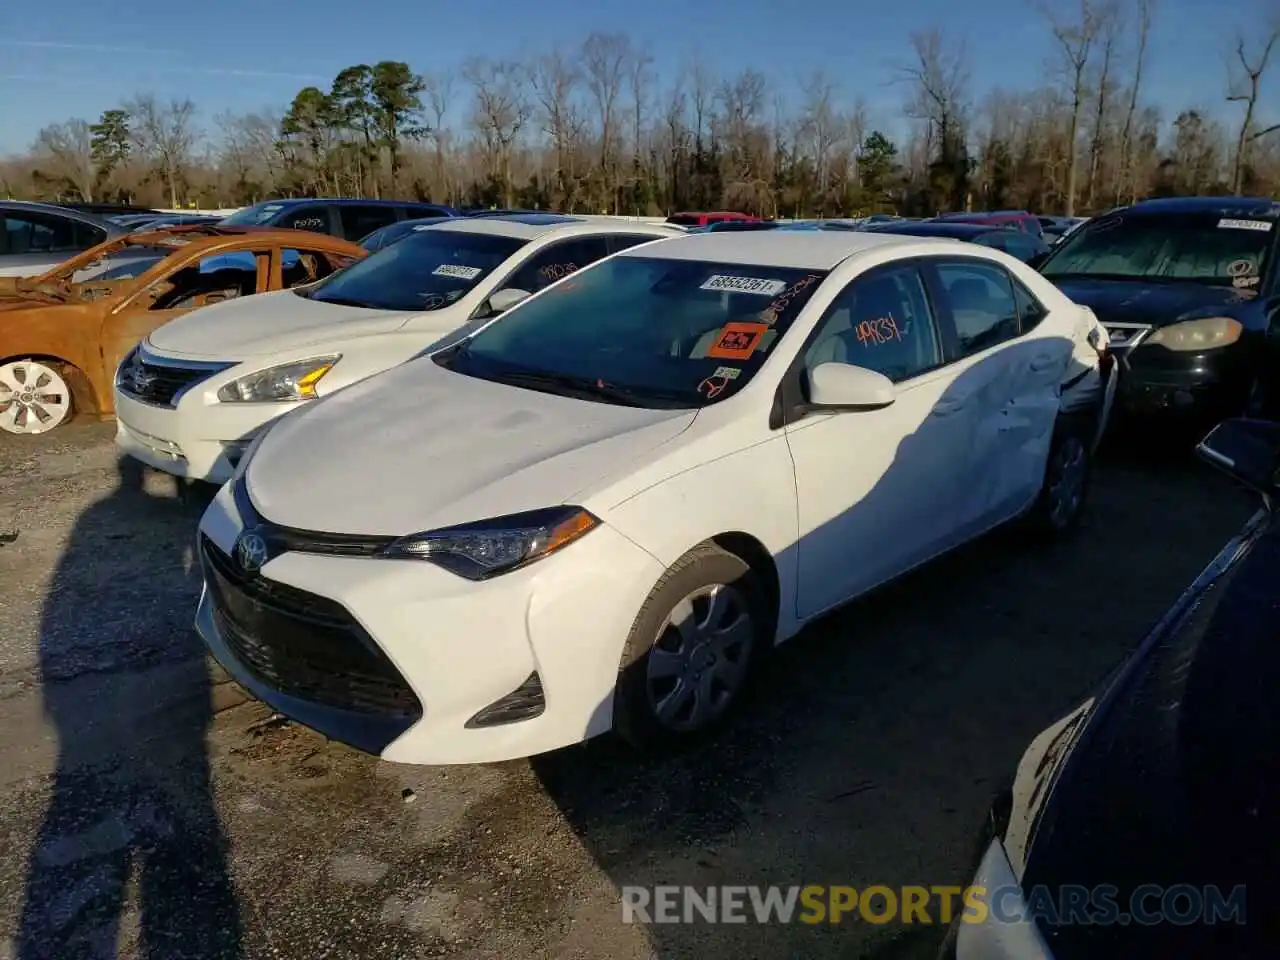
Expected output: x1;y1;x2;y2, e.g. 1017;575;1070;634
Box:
465;672;546;728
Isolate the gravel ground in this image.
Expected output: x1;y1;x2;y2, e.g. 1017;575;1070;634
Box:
0;420;1256;960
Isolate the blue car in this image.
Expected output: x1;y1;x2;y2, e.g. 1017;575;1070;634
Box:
358;216;455;252
1037;196;1280;426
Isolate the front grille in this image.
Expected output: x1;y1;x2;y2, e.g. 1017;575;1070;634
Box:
201;535;422;718
117;355;218;407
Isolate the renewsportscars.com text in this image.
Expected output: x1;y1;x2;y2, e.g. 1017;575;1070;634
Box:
620;884;1247;926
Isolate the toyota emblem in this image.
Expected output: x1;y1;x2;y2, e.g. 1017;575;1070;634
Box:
235;531;269;573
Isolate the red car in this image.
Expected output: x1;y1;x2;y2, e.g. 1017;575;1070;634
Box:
665;211;762;227
935;210;1045;238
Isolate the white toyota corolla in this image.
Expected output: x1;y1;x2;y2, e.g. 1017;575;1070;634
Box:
113;214;680;483
196;231;1115;765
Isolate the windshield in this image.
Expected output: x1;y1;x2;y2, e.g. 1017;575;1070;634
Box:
1041;213;1275;289
71;245;171;282
302;228;526;311
219;202;287;226
434;255;829;408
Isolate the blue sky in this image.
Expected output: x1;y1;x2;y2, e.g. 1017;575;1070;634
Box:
0;0;1267;154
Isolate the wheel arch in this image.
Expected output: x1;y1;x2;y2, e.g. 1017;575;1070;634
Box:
709;531;781;641
0;354;103;417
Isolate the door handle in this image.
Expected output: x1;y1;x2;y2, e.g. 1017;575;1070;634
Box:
933;398;967;416
1030;355;1058;372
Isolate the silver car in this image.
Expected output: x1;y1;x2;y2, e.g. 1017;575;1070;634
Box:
0;201;125;278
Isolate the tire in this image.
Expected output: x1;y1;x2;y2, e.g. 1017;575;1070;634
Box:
1025;420;1092;539
613;543;769;750
0;359;74;435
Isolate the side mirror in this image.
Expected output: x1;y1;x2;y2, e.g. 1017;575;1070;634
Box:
1197;417;1280;503
808;362;895;410
487;287;531;315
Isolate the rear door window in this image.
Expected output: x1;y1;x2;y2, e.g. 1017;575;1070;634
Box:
338;205;400;241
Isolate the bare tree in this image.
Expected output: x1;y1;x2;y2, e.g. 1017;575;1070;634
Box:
1116;0;1155;205
126;95;199;208
1041;0;1116;216
423;72;455;203
797;71;845;213
1084;12;1120;209
529;50;584;209
463;58;530;207
628;44;655;166
32;120;95;201
899;29;971;211
1227;24;1280;194
717;69;772;213
690;60;715;150
581;33;631;212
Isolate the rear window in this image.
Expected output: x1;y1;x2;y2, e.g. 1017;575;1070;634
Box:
1040;213;1275;289
666;214;702;226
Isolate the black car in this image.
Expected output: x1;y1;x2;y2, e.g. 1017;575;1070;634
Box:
1037;197;1280;426
357;215;454;252
861;219;1052;263
942;416;1279;960
219;198;458;243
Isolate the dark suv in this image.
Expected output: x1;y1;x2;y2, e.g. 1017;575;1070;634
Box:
1037;196;1280;426
220;199;458;243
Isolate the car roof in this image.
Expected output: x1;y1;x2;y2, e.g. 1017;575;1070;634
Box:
867;221;1005;238
1120;196;1280;219
247;197;445;210
428;214;672;240
622;230;942;270
0;199;123;231
121;223;365;253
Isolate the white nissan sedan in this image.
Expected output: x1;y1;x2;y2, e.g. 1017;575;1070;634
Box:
195;232;1115;765
113;214;681;483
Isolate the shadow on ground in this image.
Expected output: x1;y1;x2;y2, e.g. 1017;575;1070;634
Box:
15;458;240;960
532;432;1254;960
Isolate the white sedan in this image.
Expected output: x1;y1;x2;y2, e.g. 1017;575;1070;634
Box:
195;231;1115;765
112;214;681;483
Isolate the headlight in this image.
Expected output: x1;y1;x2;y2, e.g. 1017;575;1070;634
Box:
379;506;599;580
1143;316;1242;352
217;355;340;403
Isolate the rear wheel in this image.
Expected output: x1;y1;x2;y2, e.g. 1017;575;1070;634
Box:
613;543;767;749
1026;422;1091;538
0;360;73;435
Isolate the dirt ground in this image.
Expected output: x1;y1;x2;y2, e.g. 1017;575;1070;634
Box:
0;420;1256;960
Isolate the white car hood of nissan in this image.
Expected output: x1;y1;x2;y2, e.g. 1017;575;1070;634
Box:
145;288;452;360
246;358;697;536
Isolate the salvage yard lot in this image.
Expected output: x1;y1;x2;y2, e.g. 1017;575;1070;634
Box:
0;421;1255;960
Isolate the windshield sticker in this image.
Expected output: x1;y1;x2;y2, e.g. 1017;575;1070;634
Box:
420;293;446;308
1218;218;1273;232
699;369;741;400
856;316;904;346
707;321;770;359
1233;275;1261;289
712;366;741;380
760;273;824;323
1228;259;1257;277
433;264;483;280
700;274;787;296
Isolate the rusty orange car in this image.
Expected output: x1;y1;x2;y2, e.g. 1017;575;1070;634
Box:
0;225;366;435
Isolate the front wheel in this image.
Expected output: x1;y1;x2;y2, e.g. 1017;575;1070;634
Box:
0;359;73;435
1026;424;1091;538
613;543;767;750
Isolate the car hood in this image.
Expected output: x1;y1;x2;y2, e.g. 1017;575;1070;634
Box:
1048;277;1254;328
1014;511;1276;959
145;289;423;360
245;359;698;535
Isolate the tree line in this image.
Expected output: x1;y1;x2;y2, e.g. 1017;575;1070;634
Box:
4;0;1279;218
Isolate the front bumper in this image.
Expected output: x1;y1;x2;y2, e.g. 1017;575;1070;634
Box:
194;481;666;764
1110;339;1250;418
944;839;1055;960
114;387;288;484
